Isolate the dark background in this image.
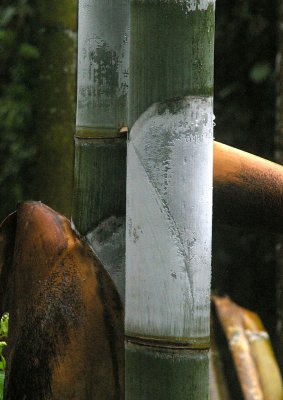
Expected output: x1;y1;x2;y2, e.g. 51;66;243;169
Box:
213;0;277;339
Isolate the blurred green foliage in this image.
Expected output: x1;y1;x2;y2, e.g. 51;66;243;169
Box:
0;0;38;220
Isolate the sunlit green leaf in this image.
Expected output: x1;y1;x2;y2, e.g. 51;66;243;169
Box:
0;314;8;338
18;43;40;60
250;62;272;83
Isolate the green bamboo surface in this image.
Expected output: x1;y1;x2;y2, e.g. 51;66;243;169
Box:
72;136;126;236
126;342;209;400
129;0;214;125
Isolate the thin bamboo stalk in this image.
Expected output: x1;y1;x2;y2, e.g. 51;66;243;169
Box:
214;141;283;233
213;296;283;400
213;296;263;400
72;0;129;302
126;1;215;398
242;309;283;400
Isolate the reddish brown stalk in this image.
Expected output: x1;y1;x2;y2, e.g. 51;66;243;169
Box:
213;296;282;400
214;141;283;233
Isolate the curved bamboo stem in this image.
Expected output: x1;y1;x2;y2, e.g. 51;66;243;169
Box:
214;141;283;233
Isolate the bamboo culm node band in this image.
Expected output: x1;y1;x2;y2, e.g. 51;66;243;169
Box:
126;341;210;399
125;334;210;350
75;126;128;139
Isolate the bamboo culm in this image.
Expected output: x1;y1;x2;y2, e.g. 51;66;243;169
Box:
126;0;215;399
72;0;129;303
31;0;77;217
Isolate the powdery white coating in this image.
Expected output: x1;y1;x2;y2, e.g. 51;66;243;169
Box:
179;0;214;12
77;0;129;128
86;216;125;303
126;97;213;340
134;0;215;13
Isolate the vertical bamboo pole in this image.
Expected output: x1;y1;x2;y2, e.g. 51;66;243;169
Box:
126;1;215;399
72;0;129;302
31;0;77;217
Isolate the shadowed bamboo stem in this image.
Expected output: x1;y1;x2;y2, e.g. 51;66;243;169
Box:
31;0;77;217
214;141;283;233
210;320;232;400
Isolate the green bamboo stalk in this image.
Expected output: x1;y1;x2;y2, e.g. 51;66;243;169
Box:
72;0;129;302
30;0;77;217
126;1;215;399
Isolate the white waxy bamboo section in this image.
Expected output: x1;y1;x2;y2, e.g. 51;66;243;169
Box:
76;0;129;132
126;96;213;343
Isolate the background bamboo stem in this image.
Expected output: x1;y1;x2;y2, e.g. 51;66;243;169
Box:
213;296;283;400
30;0;77;217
